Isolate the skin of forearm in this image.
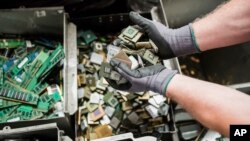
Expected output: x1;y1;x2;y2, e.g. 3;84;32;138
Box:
193;0;250;51
166;74;250;137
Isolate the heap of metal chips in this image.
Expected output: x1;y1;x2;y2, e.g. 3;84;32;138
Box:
77;26;171;140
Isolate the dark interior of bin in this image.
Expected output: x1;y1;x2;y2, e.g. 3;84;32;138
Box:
74;13;175;141
73;13;151;33
0;8;64;39
178;43;250;86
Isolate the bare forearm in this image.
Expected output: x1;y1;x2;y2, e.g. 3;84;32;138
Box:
166;74;250;137
193;0;250;51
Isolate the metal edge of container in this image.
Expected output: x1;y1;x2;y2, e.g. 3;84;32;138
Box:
158;0;182;74
150;5;179;141
63;13;78;115
157;1;185;141
229;82;250;94
0;123;61;140
0;123;58;135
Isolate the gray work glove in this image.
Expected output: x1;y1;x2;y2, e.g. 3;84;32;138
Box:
130;11;200;59
107;59;177;95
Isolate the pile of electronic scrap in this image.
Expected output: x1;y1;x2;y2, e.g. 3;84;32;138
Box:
77;26;172;140
0;38;65;123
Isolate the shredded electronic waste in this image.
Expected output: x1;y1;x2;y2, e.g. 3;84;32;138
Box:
77;26;172;140
0;38;65;122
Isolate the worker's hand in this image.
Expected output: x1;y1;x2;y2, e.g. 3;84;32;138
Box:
129;11;200;59
107;59;177;95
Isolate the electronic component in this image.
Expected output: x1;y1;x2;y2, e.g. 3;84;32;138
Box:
0;99;21;109
96;80;107;91
142;50;159;65
136;42;152;49
32;83;48;95
128;56;139;70
78;74;86;85
89;92;100;104
148;98;159;108
14;46;27;58
87;101;99;112
110;71;121;81
5;113;22;122
118;26;143;43
127;112;140;124
99;62;112;79
80;30;97;45
90;52;104;65
104;92;118;107
78;88;85;99
17;105;33;119
87;113;99;125
86;76;96;87
0;86;39;105
122;101;132;111
149;39;159;53
26;45;64;91
153;95;166;105
110;109;123;129
94;124;113;138
158;103;169;116
0;39;26;48
112;51;132;69
90;106;105;121
77;64;85;73
81;117;88;132
0;67;3;85
0;106;18;118
178;123;202;140
138;92;150;100
110;115;121;129
47;84;62;103
92;42;104;53
100;115;111;125
145;105;159;118
107;45;121;62
104;106;115;118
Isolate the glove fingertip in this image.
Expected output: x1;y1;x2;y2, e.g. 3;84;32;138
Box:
129;11;141;24
110;59;120;67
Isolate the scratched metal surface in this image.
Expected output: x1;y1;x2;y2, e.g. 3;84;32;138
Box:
0;7;64;37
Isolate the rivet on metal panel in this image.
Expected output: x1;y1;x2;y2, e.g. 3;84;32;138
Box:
35;10;46;18
109;16;113;22
3;126;11;131
120;15;124;21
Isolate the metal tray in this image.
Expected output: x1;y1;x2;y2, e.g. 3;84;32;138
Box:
0;7;78;139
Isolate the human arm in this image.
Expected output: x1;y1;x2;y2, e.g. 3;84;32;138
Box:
193;0;250;51
167;74;250;137
109;60;250;137
130;0;250;59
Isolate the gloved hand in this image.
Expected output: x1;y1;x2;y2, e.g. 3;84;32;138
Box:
129;11;200;59
107;59;177;95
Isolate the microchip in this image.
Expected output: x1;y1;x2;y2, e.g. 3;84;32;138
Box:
142;50;159;65
80;30;97;45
